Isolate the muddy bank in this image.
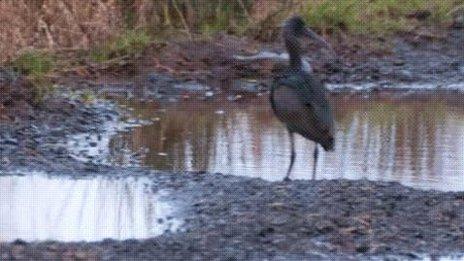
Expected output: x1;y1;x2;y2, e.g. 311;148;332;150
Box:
55;28;464;104
132;30;464;87
0;69;121;172
1;29;464;260
1;172;464;260
0;85;464;260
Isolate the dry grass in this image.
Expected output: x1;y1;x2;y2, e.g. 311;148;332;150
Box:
0;0;123;62
90;29;151;62
0;0;462;62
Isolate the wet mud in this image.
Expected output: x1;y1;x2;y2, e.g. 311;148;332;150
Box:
1;29;464;260
56;30;464;104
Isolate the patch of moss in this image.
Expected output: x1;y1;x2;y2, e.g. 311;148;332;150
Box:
12;51;54;77
10;51;55;105
91;30;151;62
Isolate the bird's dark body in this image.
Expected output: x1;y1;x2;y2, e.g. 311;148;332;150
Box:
269;15;336;180
270;70;334;151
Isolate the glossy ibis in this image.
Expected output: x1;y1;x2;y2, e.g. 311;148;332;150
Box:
270;16;335;181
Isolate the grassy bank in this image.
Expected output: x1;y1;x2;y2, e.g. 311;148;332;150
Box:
89;0;464;58
5;0;461;57
140;0;463;35
2;0;462;62
113;0;463;41
9;51;55;104
1;0;462;100
303;0;462;35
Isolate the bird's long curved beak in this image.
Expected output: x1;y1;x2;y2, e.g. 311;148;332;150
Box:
303;28;335;54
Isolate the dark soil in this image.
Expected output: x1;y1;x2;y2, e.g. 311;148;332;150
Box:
0;69;37;122
55;29;464;106
1;172;464;260
1;28;464;260
132;29;464;86
0;73;119;172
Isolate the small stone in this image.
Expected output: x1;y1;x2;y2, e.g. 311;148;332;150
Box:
1;157;10;165
12;239;27;245
258;227;275;237
406;10;431;21
356;244;370;253
54;146;67;155
268;202;286;210
451;8;464;28
227;95;243;102
74;251;88;259
270;216;288;225
3;138;18;145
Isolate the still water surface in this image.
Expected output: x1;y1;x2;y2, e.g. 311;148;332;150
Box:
111;93;464;191
0;174;181;242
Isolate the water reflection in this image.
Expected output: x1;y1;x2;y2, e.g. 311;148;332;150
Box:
111;93;464;191
0;174;181;242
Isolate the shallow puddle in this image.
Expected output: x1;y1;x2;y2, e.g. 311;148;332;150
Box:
374;255;464;261
111;92;464;191
0;173;181;242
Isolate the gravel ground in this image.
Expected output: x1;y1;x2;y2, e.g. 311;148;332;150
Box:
1;171;464;260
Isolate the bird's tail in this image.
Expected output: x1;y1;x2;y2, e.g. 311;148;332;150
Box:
320;136;335;151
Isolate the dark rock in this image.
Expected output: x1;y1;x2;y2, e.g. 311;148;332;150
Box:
3;138;18;146
12;239;27;245
356;244;370;253
451;8;464;28
406;10;432;21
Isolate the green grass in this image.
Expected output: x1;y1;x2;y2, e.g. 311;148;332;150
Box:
131;0;461;38
304;1;360;33
80;90;97;103
197;1;249;35
91;30;151;62
10;51;56;105
301;0;462;35
12;51;54;77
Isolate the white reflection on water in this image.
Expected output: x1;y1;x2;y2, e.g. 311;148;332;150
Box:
112;94;464;192
0;174;181;242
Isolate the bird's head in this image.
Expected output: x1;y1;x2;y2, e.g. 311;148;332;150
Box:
283;16;333;53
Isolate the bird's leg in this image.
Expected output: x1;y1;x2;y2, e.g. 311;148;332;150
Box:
284;131;295;181
312;144;319;180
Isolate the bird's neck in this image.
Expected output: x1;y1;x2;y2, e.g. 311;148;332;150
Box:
285;38;303;71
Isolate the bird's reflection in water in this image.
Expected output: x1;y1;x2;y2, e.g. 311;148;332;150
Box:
111;92;464;192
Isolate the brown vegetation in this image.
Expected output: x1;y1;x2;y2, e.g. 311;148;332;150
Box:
0;0;461;63
0;0;122;62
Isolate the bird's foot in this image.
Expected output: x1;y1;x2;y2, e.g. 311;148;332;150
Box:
283;176;292;182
